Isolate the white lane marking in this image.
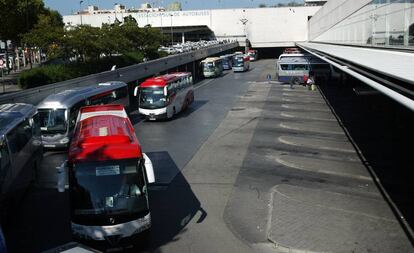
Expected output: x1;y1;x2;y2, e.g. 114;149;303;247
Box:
195;79;215;90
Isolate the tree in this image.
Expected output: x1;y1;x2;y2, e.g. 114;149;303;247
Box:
22;9;64;59
63;25;102;61
0;0;45;43
259;4;267;8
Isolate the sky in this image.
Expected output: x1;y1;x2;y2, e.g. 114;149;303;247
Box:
44;0;299;15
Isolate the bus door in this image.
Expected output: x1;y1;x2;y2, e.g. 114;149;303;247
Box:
0;140;12;194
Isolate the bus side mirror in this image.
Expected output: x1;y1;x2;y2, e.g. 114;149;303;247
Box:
143;153;155;184
134;86;139;97
57;161;67;193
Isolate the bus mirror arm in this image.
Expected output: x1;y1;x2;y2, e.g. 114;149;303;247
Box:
57;161;67;193
143;153;155;184
134;86;139;97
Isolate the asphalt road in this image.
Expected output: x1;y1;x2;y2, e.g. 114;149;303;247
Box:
3;59;413;253
4;60;271;252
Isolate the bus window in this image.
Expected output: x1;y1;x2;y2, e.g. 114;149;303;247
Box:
90;92;116;105
31;114;41;137
7;120;32;155
0;142;11;182
69;101;86;130
292;64;308;70
38;109;67;134
281;64;289;70
115;87;128;100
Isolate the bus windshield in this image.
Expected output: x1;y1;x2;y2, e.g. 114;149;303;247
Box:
232;57;244;67
70;159;148;225
139;87;166;109
38;109;67;134
203;62;215;71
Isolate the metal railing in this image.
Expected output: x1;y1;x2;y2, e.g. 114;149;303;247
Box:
0;42;238;105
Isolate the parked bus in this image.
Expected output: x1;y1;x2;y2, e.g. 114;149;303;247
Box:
283;47;302;54
278;53;311;61
201;57;223;78
134;72;194;120
37;82;129;149
232;55;250;72
277;56;331;84
220;54;234;70
277;57;310;84
247;49;258;61
0;103;43;221
58;104;155;249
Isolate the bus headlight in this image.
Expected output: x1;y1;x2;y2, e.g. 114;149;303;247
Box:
60;137;69;144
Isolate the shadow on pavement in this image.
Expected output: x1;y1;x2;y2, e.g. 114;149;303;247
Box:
176;100;208;119
318;79;414;234
4;189;72;253
144;151;206;252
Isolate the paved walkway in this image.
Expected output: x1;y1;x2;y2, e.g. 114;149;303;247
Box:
224;77;413;252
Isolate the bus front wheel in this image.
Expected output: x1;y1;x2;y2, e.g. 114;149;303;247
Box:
292;77;301;85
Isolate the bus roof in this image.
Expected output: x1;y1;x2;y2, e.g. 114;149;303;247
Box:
68;104;142;163
234;54;250;60
37;82;127;110
37;87;95;109
0;103;36;140
140;72;191;88
201;57;221;63
279;57;309;64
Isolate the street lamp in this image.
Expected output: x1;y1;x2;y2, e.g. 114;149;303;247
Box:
170;14;174;46
240;18;248;52
79;0;84;25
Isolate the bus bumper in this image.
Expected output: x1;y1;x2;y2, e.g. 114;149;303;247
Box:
278;76;304;84
232;67;245;72
139;108;168;120
41;136;70;150
71;213;151;242
203;72;216;78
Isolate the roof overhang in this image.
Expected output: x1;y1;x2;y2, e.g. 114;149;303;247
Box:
297;42;414;111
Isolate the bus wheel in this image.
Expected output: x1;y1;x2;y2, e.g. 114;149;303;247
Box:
134;229;151;250
292;77;300;85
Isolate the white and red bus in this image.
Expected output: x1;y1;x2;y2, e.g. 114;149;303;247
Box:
247;49;258;61
134;72;194;120
232;55;250;72
58;104;155;249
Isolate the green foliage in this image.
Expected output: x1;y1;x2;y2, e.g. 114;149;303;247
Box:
22;9;64;59
18;14;164;88
19;64;76;89
0;0;46;43
19;51;146;89
63;25;102;61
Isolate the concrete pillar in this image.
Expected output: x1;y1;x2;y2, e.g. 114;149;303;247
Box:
22;48;26;67
15;48;20;71
404;2;410;46
182;32;185;44
385;0;390;46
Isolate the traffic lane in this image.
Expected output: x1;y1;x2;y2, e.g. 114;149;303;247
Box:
4;59;269;252
133;60;270;182
143;83;272;253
